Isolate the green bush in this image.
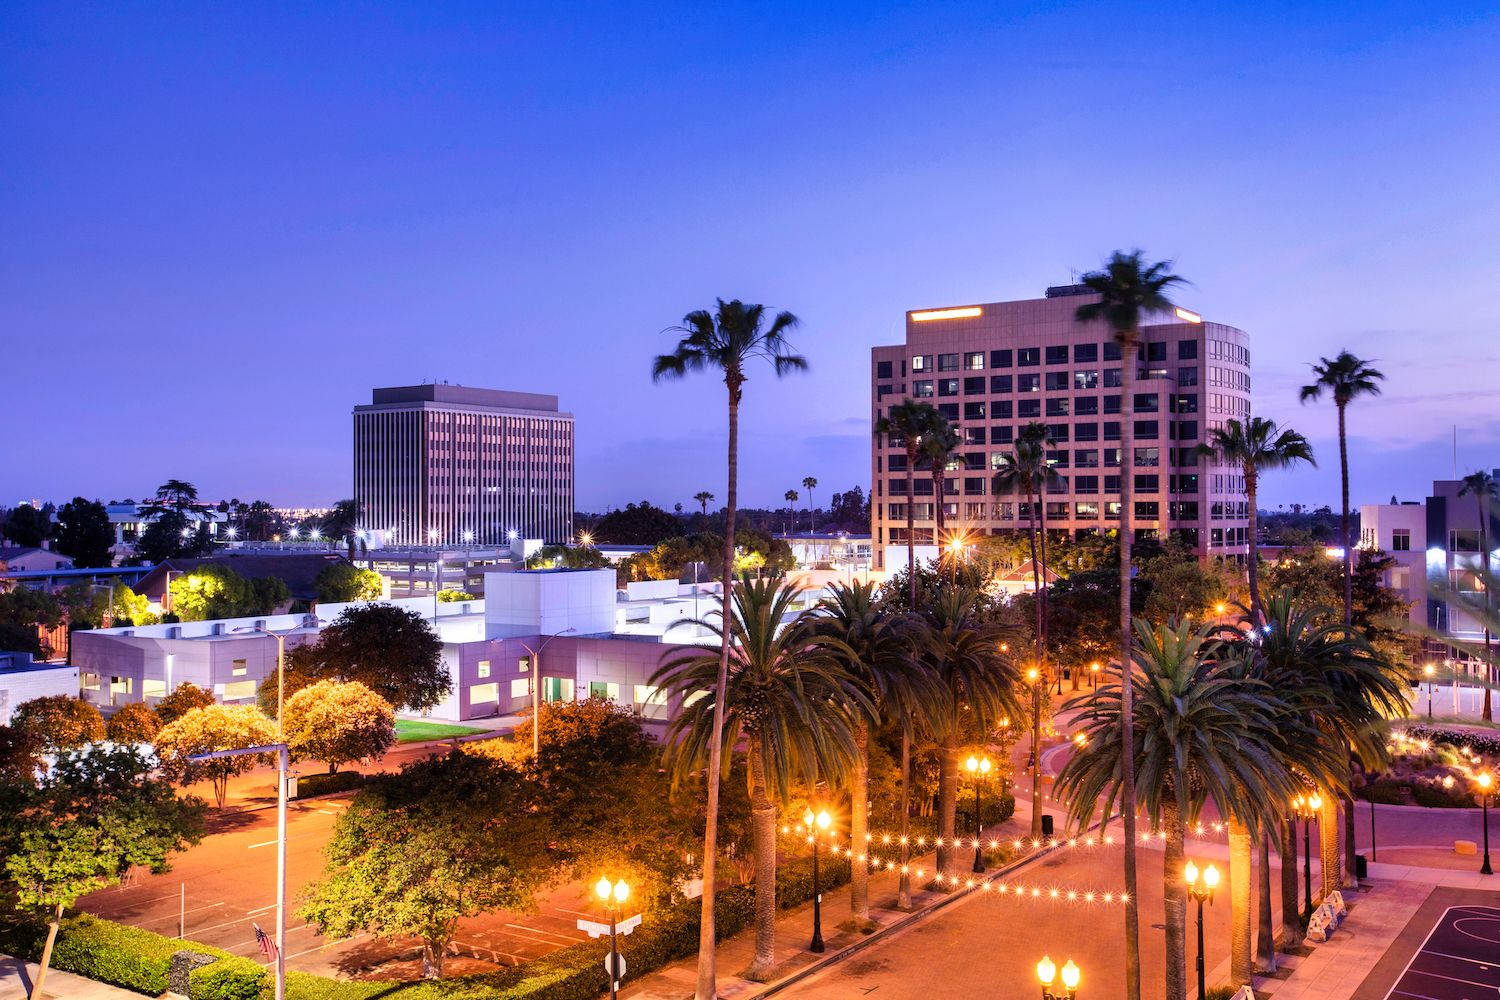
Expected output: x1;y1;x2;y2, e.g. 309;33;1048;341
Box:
296;770;365;798
190;954;271;1000
776;852;852;910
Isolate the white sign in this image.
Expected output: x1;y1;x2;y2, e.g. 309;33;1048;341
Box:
576;914;643;939
1306;903;1335;942
1326;890;1347;920
603;953;626;978
1232;988;1256;1000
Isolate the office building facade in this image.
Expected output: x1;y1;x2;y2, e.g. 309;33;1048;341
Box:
870;288;1252;569
354;384;574;546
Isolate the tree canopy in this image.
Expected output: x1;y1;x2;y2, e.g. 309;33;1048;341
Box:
9;696;105;756
168;564;290;621
313;562;383;603
589;501;684;545
1;503;54;548
281;679;396;773
52;498;114;568
154;704;277;808
289;604;450;712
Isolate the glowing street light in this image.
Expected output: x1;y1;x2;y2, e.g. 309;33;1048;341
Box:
1037;955;1080;999
1089;661;1100;689
1424;663;1436;720
965;755;993;872
1477;771;1494;875
1185;861;1220;998
805;807;832;952
1292;792;1322;916
594;876;631;1000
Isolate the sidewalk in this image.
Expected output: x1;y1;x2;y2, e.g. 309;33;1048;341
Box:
0;955;141;1000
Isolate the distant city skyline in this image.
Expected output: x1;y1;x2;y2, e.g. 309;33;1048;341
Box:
4;3;1498;514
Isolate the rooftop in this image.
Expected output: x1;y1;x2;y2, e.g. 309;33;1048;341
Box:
365;384;562;413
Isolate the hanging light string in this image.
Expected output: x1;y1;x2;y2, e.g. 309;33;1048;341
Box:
780;819;1228;858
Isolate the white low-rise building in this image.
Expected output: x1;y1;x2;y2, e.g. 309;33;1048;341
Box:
0;652;80;725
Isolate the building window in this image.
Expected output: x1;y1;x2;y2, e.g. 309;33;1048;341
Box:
1074;449;1099;468
1074;422;1098;442
990;375;1012;394
1075;501;1099;518
938;353;960;371
1135;474;1160;492
990;349;1012;368
1392;528;1411;552
543;676;575;702
1178;340;1198;360
912;355;930;372
963;477;985;495
223;680;255;700
964;376;985;394
1074;370;1099;390
1046;424;1070;443
143;678;167;698
1045;345;1069;365
634;684;667;707
1075;475;1099;493
1450;529;1481;553
877;360;893;379
965;351;985;370
1044;372;1069;391
991;425;1013;445
519;656;531;673
510;678;530;698
992;400;1012;418
1016;374;1040;393
1074;396;1099;416
1178;366;1198;386
1135;420;1160;439
477;659;491;679
1046;397;1070;417
1103;421;1121;441
232;659;248;677
1136;501;1160;519
1134;446;1159;467
1046;449;1069;468
913;380;934;398
1103;341;1122;361
469;681;500;706
963;426;987;445
1104;369;1123;388
938;403;959;420
1145;342;1168;362
939;378;960;396
1018;399;1040;419
1017;347;1041;367
589;681;621;700
1134;393;1159;413
1074;343;1099;363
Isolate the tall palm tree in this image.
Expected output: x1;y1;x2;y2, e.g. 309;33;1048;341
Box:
652;300;805;998
1198;417;1316;623
875;400;946;609
814;582;939;916
992;424;1058;837
1058;619;1302;1000
694;491;715;517
803;477;819;532
921;419;961;575
1459;471;1498;722
785;489;800;533
910;587;1024;880
1299;352;1385;626
654;577;869;980
1073;250;1187;1000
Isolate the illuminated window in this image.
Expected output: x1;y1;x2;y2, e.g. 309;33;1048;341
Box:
471;682;500;705
634;684;667;706
518;656;530;673
142;679;166;698
232;659;248;677
510;678;530;698
223;680;256;700
477;659;491;679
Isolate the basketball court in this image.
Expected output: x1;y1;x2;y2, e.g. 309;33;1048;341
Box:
1384;904;1500;999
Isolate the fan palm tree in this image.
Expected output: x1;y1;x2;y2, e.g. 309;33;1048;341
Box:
1299;353;1385;626
1073;250;1187;1000
909;587;1024;879
992;425;1059;837
652;299;805;998
654;577;869;980
694;491;715;517
1198;417;1315;622
785;489;800;533
803;477;819;532
875;400;946;609
1057;619;1303;1000
1459;470;1498;721
814;582;940;915
921;420;961;576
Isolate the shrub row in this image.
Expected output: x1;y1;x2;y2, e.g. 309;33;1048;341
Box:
1403;724;1500;757
295;770;365;798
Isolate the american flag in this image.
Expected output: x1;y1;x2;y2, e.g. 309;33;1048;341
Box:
253;923;278;962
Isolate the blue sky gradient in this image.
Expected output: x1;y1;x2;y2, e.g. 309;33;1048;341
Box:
4;2;1498;512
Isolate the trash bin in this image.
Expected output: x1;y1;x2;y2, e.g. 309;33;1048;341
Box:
287;773;299;800
1040;814;1054;838
1354;853;1368;880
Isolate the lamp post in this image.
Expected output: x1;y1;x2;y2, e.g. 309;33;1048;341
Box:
1292;792;1320;917
805;807;831;952
1089;661;1100;690
965;754;992;872
1036;955;1080;1000
593;876;630;1000
1184;860;1220;1000
517;629;578;761
1425;663;1435;720
232;626;288;737
1477;771;1494;876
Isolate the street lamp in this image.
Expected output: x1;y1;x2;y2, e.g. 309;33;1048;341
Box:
1477;771;1494;875
1424;663;1436;720
1184;860;1220;1000
1292;792;1321;917
1036;955;1080;999
965;754;993;872
805;807;832;952
594;876;630;1000
1089;662;1100;689
518;629;577;760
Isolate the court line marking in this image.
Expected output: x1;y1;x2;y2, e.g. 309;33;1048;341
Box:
1420;947;1500;969
1401;967;1500;990
1385;905;1500;1000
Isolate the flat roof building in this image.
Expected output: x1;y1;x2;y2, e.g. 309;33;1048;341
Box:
870;288;1252;569
354;384;574;547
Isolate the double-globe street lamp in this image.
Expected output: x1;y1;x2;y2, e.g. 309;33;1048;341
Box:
1036;955;1081;999
965;754;993;873
1184;860;1221;1000
1477;771;1494;876
593;876;631;1000
1291;791;1322;919
805;807;832;952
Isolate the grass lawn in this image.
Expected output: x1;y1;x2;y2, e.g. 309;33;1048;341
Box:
393;719;493;743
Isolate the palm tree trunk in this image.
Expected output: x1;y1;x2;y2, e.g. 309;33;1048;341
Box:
1338;401;1352;626
1279;819;1302;948
906;449;918;610
933;465;947;579
1028;490;1044;840
1038;490;1052;691
1229;814;1253;987
1319;794;1341;898
1342;792;1359;887
850;721;871;922
1246;466;1262;624
1162;801;1188;1000
693;383;741;1000
1118;330;1142;1000
937;735;958;881
746;737;777;980
898;725;914;908
1256;833;1277;972
30;904;63;1000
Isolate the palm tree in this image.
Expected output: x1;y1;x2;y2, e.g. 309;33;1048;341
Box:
909;587;1024;880
1058;619;1303;1000
654;578;869;980
1459;471;1498;722
921;419;961;576
694;491;715;517
875;400;946;609
784;489;800;533
992;425;1059;837
814;582;939;916
1198;417;1316;623
1299;353;1385;627
803;476;819;532
1073;250;1187;1000
652;300;805;998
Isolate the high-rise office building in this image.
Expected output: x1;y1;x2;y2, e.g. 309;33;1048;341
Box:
870;287;1252;570
354;384;574;546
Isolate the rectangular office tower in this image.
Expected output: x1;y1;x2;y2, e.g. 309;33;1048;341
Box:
354;384;574;546
870;288;1252;570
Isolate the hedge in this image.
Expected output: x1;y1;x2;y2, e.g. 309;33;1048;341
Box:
1403;724;1500;757
295;770;365;798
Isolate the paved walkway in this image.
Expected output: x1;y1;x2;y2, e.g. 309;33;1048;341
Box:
0;955;142;1000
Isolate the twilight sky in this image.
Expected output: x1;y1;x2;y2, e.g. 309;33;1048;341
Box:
4;2;1498;514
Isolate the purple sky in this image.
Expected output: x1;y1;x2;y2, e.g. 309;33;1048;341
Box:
4;3;1498;514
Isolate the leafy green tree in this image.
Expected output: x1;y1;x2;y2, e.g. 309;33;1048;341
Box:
1138;546;1229;623
1458;470;1498;721
654;577;867;980
154;682;215;725
10;696;105;755
320;499;363;548
154;704;277;808
590;501;684;545
523;544;610;571
874;399;947;609
1300;353;1386;627
2;503;54;548
104;702;161;744
281;679;395;773
149;480;199;512
1072;250;1187;1000
168;564;289;620
313;562;383;603
435;588;476;602
0;588;63;658
652;297;807;1000
52;498;114;568
135;510;213;563
295;604;450;712
299;752;550;979
2;744;204;1000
